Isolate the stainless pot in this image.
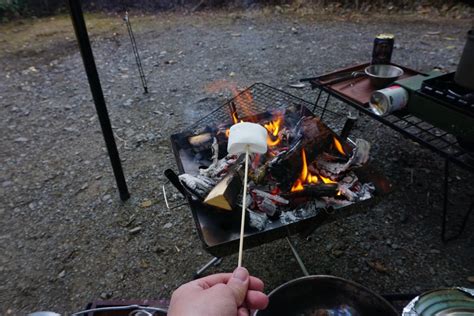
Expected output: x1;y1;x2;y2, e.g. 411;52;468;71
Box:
255;275;398;316
365;64;404;89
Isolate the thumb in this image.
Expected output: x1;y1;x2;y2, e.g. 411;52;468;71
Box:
226;267;250;306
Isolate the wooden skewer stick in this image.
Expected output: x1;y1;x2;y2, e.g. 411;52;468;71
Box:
237;146;250;267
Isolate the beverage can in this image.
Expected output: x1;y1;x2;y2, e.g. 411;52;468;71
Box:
369;85;408;116
372;34;394;65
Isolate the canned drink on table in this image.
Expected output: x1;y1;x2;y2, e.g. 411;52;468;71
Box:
369;85;408;116
371;33;394;65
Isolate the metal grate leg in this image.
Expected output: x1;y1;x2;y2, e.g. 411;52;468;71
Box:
194;257;223;279
286;236;309;276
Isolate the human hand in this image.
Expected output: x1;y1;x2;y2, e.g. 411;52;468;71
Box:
167;267;269;316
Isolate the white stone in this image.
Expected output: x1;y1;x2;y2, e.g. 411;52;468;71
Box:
227;122;267;155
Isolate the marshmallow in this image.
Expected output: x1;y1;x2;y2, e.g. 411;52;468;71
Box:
227;122;268;154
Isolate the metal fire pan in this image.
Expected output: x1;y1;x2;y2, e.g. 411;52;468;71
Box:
169;83;390;257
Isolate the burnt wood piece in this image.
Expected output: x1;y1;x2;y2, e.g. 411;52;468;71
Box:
281;184;338;200
204;171;242;211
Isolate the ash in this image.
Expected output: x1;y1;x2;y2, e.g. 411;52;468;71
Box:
249;210;270;231
280;200;326;225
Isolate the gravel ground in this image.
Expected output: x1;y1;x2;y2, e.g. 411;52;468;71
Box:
0;8;473;314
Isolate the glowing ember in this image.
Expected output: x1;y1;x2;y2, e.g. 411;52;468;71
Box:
333;137;346;156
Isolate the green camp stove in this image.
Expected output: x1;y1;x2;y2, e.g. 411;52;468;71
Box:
395;71;474;143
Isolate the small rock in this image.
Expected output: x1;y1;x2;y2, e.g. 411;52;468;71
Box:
28;202;36;210
467;276;474;284
163;222;173;229
102;194;111;201
332;250;344;258
125;119;131;124
367;261;388;273
58;270;66;278
14;137;28;142
129;226;142;235
154;245;165;253
100;291;112;299
229;72;235;77
429;249;441;254
2;181;13;188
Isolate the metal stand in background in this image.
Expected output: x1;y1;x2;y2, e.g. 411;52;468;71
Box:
124;11;148;94
441;159;474;242
68;0;130;201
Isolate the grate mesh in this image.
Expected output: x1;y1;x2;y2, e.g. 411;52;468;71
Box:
188;83;345;133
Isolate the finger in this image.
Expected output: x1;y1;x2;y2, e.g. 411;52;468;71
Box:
226;267;250;306
193;273;264;291
245;290;269;310
238;307;249;316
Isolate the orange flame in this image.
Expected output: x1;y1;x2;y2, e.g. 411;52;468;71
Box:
231;111;239;124
333;137;346;156
290;149;320;192
264;113;284;147
290;149;338;192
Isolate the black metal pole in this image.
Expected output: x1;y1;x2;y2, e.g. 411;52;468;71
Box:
68;0;130;201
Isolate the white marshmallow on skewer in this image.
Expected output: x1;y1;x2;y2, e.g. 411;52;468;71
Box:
227;122;268;268
227;122;268;155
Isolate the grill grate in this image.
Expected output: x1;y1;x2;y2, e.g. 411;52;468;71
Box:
188;83;345;135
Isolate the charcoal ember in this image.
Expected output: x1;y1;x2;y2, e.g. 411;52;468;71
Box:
251;189;288;216
252;189;289;205
337;173;374;202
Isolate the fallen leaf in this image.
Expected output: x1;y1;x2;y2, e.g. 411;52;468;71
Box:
368;261;388;273
446;45;456;50
140;259;150;269
140;200;152;208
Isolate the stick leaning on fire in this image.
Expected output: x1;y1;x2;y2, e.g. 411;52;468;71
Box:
227;122;268;267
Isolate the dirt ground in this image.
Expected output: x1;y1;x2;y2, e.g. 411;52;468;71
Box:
0;7;473;315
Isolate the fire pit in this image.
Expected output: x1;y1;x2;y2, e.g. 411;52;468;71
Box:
168;83;389;258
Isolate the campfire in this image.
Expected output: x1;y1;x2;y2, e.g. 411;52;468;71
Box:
175;85;374;230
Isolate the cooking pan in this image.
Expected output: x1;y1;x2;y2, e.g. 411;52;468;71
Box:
255;275;398;316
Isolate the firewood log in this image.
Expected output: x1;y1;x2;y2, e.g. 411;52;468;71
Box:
203;171;242;211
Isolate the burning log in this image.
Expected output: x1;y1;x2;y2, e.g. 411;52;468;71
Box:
268;117;337;191
282;184;338;199
203;171;242;211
